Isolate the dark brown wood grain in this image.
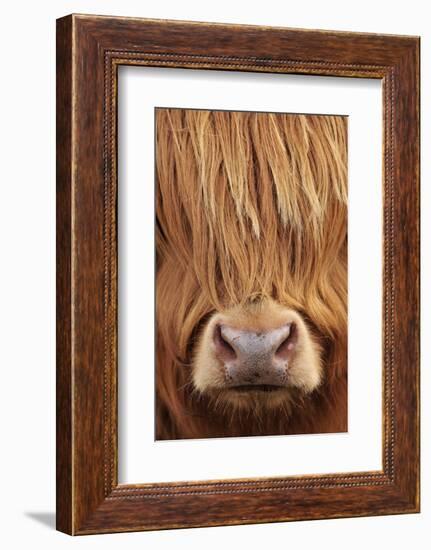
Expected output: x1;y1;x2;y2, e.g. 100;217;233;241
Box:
56;14;420;535
56;16;73;535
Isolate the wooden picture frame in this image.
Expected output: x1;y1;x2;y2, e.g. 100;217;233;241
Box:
56;14;420;535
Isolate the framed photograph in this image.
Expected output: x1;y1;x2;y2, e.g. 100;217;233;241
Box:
56;14;420;535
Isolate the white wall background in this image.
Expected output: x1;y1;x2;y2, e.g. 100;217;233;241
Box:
0;1;427;548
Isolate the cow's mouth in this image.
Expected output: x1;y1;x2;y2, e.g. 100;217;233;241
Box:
228;384;285;394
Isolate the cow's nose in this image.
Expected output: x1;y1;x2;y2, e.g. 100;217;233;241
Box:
213;323;297;386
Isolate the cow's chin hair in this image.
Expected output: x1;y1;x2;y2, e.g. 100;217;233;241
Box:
197;386;296;417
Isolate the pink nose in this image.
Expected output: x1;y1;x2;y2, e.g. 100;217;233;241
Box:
213;323;297;387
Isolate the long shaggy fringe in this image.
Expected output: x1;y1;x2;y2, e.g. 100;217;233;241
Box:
155;108;348;439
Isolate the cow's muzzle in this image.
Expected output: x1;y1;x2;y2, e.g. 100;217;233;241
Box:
213;322;297;389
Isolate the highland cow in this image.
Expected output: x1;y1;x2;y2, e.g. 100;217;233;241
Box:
155;108;347;440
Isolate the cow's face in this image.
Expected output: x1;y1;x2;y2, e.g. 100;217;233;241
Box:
155;108;347;424
192;298;321;411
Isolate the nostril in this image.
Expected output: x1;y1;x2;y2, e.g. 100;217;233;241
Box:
275;323;297;359
213;324;237;361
